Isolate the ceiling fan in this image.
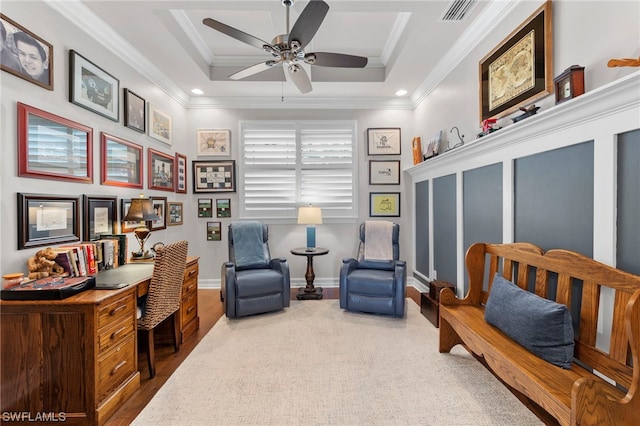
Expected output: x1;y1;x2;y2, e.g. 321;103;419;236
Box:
203;0;368;94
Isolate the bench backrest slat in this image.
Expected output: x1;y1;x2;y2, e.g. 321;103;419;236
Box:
467;242;640;392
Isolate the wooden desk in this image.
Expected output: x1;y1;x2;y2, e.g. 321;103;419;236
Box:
0;256;199;425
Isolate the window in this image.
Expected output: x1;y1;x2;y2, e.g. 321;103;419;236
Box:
240;121;357;220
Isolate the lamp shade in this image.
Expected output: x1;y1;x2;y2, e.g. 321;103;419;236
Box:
297;206;322;225
123;198;159;222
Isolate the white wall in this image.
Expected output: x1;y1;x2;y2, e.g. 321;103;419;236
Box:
0;1;414;287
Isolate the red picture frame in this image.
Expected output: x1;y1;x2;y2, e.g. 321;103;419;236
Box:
100;132;143;189
18;102;93;183
148;148;175;192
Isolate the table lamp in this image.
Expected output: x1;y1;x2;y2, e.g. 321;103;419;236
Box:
297;205;322;251
123;197;159;259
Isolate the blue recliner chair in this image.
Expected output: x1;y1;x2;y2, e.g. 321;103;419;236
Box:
340;221;406;317
221;221;290;318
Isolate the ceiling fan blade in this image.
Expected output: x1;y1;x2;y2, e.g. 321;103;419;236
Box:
286;64;312;93
203;18;274;52
229;60;281;80
305;52;368;68
288;0;329;50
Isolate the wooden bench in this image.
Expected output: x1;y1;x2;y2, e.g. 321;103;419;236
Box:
439;242;640;426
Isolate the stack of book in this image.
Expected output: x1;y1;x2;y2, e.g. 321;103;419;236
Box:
52;234;128;277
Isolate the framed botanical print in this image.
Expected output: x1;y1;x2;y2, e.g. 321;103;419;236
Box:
1;14;53;90
367;128;401;155
192;160;236;193
148;148;175;192
196;129;231;156
69;50;119;121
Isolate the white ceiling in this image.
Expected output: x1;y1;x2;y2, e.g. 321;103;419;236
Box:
48;0;519;109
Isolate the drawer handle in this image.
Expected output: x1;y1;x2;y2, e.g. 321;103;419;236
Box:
110;326;127;340
187;306;195;314
110;304;127;316
188;269;197;277
111;360;127;376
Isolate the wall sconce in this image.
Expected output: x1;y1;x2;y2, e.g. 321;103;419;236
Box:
123;196;159;259
297;205;322;251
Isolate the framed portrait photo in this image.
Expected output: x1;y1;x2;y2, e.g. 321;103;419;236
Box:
369;192;401;217
148;103;172;145
0;14;53;90
369;160;400;185
192;160;236;193
148;148;175;192
479;1;552;122
69;50;119;121
196;129;231;156
124;88;145;133
367;128;401;155
175;152;187;194
100;132;143;188
18;193;81;250
168;202;183;226
83;195;117;241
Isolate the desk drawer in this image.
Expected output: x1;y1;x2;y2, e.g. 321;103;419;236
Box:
97;319;135;353
181;292;198;325
97;292;135;330
97;335;136;403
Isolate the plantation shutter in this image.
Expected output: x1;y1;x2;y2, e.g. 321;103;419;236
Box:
241;121;356;219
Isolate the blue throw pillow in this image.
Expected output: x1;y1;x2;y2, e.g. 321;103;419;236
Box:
484;274;575;369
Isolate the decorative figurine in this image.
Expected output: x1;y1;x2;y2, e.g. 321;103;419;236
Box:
27;247;65;279
512;104;540;123
477;118;501;138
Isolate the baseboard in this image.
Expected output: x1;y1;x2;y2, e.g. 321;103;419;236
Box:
198;276;427;292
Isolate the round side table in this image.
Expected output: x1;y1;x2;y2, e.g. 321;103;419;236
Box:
290;247;329;300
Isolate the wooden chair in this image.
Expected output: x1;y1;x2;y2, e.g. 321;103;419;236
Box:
137;240;188;378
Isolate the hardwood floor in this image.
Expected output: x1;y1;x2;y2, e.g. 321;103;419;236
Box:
105;287;421;425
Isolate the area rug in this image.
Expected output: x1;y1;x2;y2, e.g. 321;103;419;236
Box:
132;300;542;426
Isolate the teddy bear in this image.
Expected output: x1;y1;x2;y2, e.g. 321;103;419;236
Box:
27;247;65;279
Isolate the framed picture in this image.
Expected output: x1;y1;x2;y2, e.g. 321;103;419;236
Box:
207;221;222;241
18;193;80;249
0;14;53;90
83;195;117;241
192;160;236;193
369;160;400;185
121;199;144;233
69;50;119;121
168;202;183;226
367;128;401;155
148;103;172;145
100;132;143;188
198;199;213;218
369;192;401;217
150;197;167;231
175;152;187;193
124;88;145;133
17;102;93;183
216;198;231;218
479;1;552;122
148;148;175;192
196;129;231;156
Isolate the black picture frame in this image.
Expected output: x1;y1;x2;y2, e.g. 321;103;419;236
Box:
198;199;213;218
192;160;236;193
124;88;146;133
479;1;552;122
18;193;80;250
150;196;167;231
69;50;120;121
367;128;401;155
207;221;222;241
369;192;401;217
83;195;117;241
369;160;401;185
216;198;231;218
0;13;53;90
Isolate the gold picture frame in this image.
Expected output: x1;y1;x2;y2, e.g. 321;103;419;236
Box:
479;1;552;123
